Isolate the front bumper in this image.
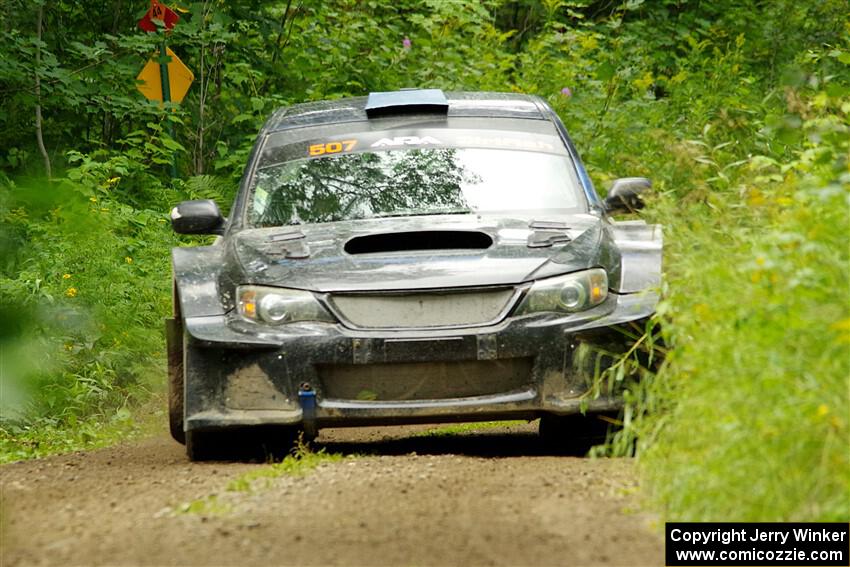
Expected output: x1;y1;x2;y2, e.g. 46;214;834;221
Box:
179;291;656;432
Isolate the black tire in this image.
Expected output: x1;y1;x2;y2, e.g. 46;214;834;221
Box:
186;426;300;462
165;317;185;445
539;412;616;456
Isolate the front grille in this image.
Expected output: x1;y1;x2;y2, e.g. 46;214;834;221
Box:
328;288;517;329
318;358;534;401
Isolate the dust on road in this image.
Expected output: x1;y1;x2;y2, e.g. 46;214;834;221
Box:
0;422;662;566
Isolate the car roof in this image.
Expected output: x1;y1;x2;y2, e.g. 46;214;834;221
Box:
263;91;550;133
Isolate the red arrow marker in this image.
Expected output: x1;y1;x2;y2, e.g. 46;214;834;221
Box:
138;0;179;32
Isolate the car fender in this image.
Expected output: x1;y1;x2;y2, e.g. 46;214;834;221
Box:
171;245;227;319
609;220;662;294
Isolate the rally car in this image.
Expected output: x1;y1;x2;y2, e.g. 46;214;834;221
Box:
166;89;662;460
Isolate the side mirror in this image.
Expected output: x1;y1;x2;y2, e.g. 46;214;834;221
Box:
170;199;225;235
603;177;651;215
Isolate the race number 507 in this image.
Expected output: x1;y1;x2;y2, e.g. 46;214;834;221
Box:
308;140;357;156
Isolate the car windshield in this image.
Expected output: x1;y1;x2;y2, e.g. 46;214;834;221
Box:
247;143;585;227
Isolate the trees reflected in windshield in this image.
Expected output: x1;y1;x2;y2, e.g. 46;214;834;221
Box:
251;149;475;226
249;148;581;226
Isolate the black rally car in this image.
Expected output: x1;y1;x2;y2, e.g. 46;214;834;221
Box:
166;89;662;460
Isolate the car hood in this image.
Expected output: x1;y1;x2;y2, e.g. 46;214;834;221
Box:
229;214;609;292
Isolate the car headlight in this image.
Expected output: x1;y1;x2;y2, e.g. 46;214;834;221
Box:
237;285;335;325
514;269;608;315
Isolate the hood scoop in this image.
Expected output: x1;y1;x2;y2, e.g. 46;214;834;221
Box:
345;230;493;255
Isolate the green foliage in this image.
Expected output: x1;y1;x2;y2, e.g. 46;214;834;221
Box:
633;92;849;521
0;163;179;454
0;400;164;464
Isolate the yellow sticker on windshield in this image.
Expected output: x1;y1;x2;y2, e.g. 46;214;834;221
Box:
308;139;357;157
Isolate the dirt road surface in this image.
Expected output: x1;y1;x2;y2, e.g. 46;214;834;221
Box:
1;422;662;566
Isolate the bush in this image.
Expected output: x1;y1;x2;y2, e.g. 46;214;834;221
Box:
0;161;179;461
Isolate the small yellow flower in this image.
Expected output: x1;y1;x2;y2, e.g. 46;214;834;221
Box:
125;256;133;264
89;197;97;203
816;404;830;418
65;287;78;298
62;273;72;279
755;256;765;266
64;343;73;351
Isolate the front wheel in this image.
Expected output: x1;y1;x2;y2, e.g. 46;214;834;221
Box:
539;413;617;456
165;317;185;445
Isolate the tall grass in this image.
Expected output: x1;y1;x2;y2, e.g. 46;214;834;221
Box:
601;66;849;522
638;175;849;521
0;173;180;461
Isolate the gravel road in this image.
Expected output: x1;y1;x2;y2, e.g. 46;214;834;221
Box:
0;422;662;566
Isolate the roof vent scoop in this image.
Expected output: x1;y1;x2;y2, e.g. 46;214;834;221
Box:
345;231;493;254
365;89;449;118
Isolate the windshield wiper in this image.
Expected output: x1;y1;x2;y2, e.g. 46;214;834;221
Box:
372;208;472;219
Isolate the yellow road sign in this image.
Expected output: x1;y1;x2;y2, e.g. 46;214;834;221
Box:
136;48;194;103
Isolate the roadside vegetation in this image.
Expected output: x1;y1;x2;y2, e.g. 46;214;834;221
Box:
1;0;847;522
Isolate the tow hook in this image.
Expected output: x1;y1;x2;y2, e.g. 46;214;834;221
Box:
298;382;318;441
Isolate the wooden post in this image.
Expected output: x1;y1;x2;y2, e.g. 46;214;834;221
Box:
159;39;177;178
